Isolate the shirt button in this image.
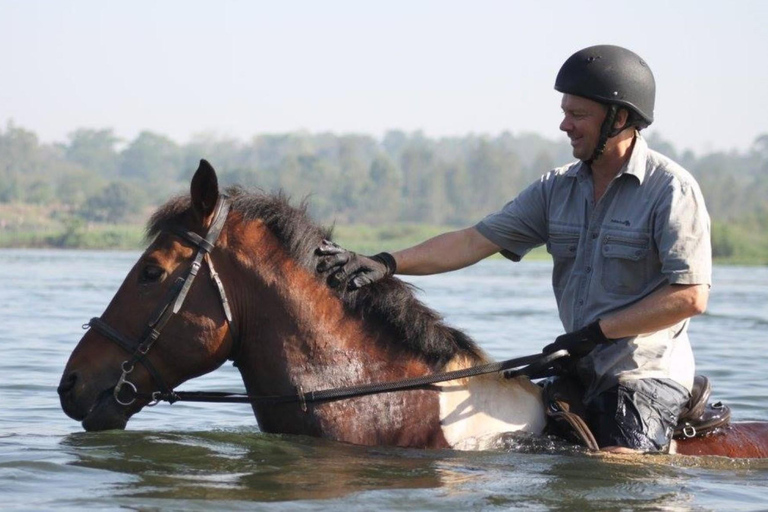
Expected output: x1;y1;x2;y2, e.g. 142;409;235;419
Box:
591;233;598;239
578;299;584;306
586;266;592;273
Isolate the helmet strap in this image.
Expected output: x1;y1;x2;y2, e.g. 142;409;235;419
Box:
585;105;626;165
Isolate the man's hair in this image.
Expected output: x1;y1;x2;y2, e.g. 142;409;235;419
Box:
625;108;650;131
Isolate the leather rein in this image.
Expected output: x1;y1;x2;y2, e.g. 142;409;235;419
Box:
85;196;567;409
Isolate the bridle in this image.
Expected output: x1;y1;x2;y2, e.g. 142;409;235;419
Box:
86;196;236;407
83;194;568;410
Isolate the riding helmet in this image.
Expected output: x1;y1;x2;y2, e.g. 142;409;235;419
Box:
554;44;655;127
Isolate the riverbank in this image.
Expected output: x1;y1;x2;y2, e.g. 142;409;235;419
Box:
1;217;765;265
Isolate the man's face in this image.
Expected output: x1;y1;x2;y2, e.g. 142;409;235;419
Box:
559;94;608;161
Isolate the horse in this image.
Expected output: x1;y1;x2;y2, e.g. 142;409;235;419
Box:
58;160;768;457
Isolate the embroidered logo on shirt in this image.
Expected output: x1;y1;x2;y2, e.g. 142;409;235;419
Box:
610;219;631;226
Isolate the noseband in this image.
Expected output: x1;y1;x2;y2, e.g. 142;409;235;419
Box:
86;197;236;406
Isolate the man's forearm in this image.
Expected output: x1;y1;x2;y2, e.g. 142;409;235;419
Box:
599;283;709;339
393;227;500;275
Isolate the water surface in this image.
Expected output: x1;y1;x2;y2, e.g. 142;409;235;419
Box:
1;249;767;510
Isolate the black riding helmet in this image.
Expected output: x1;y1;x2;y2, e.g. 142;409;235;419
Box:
555;45;656;163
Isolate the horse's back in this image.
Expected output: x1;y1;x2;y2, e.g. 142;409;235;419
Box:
673;422;768;458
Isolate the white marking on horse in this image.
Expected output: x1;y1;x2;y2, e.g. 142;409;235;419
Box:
438;358;546;450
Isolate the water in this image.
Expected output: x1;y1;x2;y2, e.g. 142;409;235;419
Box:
2;249;768;510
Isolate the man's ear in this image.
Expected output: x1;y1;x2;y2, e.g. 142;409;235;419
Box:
190;159;220;227
614;108;631;132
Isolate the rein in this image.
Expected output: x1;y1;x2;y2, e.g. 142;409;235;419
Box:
84;194;569;410
134;349;568;408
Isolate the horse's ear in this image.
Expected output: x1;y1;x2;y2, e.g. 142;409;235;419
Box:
190;159;220;225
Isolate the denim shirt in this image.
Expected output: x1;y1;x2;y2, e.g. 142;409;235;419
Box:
475;134;711;400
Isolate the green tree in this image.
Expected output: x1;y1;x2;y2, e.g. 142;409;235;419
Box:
360;154;402;223
79;181;145;223
65;128;120;176
0;121;44;202
181;133;244;181
119;131;181;182
399;137;434;221
57;169;106;208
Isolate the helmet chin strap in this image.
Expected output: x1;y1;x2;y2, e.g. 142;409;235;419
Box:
585;105;623;166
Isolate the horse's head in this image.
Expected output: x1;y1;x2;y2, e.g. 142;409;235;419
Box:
59;158;488;443
58;160;238;431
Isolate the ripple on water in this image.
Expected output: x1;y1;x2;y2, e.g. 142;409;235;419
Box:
3;252;768;510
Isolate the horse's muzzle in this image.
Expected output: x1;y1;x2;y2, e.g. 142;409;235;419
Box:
58;371;130;431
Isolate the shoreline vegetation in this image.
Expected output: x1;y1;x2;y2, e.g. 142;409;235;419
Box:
1;122;766;265
1;208;765;265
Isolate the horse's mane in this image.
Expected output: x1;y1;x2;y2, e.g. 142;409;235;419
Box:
148;186;485;368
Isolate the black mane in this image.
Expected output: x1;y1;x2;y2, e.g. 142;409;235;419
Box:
148;186;484;367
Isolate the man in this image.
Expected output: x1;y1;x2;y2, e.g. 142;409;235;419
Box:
317;45;711;453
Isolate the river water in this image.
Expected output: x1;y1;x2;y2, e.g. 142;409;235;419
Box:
1;249;768;510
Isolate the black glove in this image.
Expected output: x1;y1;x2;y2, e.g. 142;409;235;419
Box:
315;240;397;290
542;320;610;358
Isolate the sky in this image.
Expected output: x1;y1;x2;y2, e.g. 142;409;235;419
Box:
2;0;767;155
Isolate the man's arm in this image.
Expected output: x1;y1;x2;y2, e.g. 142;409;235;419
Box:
545;283;709;356
316;227;501;290
392;227;501;275
598;283;709;339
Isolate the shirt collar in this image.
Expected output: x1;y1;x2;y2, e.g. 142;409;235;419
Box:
622;132;649;184
565;131;649;184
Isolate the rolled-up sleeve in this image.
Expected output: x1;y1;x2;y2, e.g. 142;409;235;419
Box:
475;178;549;261
654;176;712;286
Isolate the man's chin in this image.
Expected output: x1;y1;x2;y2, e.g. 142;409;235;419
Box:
573;149;592;162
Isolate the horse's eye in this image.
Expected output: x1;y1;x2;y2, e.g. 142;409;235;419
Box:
139;265;166;284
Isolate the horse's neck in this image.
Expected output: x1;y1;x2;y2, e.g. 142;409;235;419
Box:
233;271;446;442
235;284;546;447
228;238;545;447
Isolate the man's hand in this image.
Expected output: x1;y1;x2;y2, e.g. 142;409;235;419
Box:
542;320;610;358
316;240;396;290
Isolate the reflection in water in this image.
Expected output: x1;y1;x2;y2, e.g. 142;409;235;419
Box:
60;429;467;501
4;253;768;509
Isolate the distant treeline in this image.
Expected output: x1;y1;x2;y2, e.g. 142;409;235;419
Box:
1;121;767;262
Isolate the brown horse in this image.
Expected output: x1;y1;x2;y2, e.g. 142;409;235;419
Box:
58;160;768;457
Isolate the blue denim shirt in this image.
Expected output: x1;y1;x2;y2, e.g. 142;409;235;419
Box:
476;134;711;399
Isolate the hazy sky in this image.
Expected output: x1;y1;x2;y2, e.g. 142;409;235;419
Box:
2;0;766;154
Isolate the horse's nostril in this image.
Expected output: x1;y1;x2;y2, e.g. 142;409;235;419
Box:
57;372;77;396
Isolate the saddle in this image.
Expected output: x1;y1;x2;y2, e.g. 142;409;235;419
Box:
673;375;731;440
543;375;731;451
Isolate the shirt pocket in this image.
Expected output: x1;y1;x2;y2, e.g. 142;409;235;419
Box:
547;231;579;293
601;234;650;295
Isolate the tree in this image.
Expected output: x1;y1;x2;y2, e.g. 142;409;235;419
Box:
398;138;434;221
0;121;43;202
79;182;145;223
181;133;245;181
65;128;120;177
361;154;402;223
119;131;181;183
57;169;107;208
